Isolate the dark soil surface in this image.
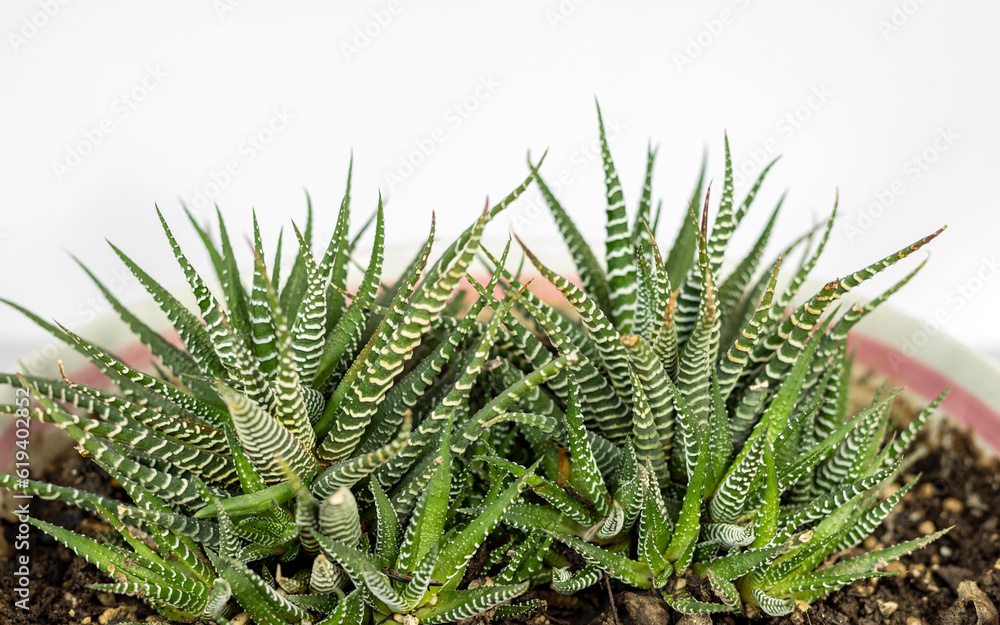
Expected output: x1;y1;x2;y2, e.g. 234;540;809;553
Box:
0;441;158;625
499;386;1000;625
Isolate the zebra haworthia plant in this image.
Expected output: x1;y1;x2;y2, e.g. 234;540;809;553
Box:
0;165;556;624
483;107;949;616
0;108;948;622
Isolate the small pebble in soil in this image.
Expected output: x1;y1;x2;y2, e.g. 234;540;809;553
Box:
969;492;990;510
943;497;965;514
619;592;671;625
879;600;899;617
918;520;937;535
98;606;133;625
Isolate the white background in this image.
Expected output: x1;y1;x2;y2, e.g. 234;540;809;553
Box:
2;0;998;372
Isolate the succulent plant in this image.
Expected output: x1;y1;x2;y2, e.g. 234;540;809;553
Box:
0;163;565;623
471;107;950;616
0;108;949;623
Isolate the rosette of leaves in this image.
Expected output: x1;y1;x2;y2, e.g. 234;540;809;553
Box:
474;107;951;616
0;162;567;623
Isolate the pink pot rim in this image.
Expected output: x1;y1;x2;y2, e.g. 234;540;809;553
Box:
848;333;1000;454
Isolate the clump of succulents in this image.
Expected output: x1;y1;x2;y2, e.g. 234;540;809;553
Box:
0;108;948;623
477;109;949;615
0;164;560;624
